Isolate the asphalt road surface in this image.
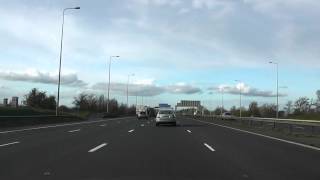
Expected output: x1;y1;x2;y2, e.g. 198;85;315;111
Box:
0;116;319;180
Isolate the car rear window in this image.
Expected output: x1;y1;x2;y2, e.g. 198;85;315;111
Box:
159;110;172;114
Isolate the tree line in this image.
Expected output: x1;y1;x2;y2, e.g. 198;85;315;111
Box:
72;93;136;114
23;88;320;119
206;90;320;118
23;88;135;115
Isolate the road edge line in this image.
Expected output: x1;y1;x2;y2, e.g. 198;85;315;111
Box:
188;117;320;151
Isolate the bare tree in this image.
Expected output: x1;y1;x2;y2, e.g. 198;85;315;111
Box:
249;101;260;117
259;104;277;118
294;97;310;114
25;88;56;109
316;90;320;112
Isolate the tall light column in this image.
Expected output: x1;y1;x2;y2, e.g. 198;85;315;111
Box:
56;7;80;116
126;73;135;106
107;55;120;113
235;80;242;118
221;87;224;116
269;61;279;119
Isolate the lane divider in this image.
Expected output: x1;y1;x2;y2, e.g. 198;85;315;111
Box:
186;129;192;133
88;143;108;153
99;124;106;127
68;129;80;133
204;143;215;152
0;141;20;147
128;129;135;133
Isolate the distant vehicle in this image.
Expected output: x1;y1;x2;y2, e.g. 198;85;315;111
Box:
136;105;148;120
156;108;176;126
221;112;233;120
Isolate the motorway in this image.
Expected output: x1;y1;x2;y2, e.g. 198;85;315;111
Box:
0;116;319;180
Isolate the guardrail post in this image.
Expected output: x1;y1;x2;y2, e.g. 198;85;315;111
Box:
289;124;292;134
273;120;276;130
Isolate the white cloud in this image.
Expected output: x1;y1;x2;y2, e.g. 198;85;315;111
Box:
209;83;287;97
132;78;155;85
166;84;202;94
91;82;202;96
92;82;165;96
0;70;87;87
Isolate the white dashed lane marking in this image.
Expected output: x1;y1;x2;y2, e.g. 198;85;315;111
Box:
0;141;20;147
204;143;215;152
88;143;108;153
68;129;80;133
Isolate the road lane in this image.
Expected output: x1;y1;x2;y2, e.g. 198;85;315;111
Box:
0;116;319;180
48;118;253;180
179;117;320;180
0;116;138;179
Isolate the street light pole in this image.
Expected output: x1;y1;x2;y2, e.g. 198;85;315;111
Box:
107;55;120;113
235;80;242;118
269;61;279;119
127;73;135;106
56;7;80;116
221;87;224;116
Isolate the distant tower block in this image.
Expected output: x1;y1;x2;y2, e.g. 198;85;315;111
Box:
3;98;8;106
11;97;19;108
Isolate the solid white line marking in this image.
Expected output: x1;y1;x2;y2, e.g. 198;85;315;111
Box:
190;118;320;151
99;124;106;127
128;129;135;133
0;117;131;134
186;129;192;133
0;141;20;147
204;143;215;152
68;129;80;133
88;143;107;153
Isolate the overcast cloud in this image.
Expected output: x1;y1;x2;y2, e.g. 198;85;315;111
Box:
0;0;319;107
209;83;287;97
91;82;202;96
0;70;87;88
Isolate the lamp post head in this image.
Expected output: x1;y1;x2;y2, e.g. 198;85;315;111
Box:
110;55;120;60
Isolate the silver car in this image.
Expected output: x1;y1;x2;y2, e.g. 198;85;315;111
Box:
155;109;176;126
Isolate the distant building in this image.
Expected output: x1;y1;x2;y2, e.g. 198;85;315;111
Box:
3;98;8;106
176;100;201;107
10;97;19;108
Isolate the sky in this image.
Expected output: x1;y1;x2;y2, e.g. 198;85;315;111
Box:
0;0;320;110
